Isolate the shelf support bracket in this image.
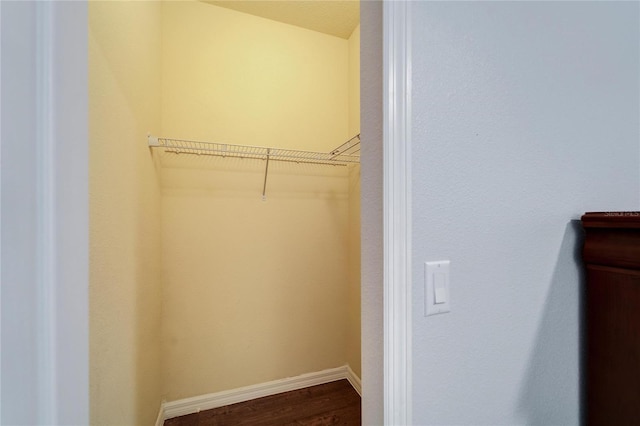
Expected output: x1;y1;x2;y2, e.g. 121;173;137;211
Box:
148;135;160;147
262;148;271;201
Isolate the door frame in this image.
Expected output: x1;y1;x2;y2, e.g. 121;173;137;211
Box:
0;0;412;423
0;1;88;424
383;1;413;424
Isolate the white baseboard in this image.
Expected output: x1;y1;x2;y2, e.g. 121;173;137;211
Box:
345;365;362;396
157;364;362;422
154;402;165;426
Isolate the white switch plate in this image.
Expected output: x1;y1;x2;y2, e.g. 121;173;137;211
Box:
425;260;451;316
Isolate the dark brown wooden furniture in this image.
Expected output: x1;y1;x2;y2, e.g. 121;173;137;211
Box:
582;212;640;425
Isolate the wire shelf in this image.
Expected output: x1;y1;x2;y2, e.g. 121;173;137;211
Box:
148;135;360;166
148;134;360;200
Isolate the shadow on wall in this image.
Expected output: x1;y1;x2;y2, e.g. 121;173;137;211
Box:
517;220;586;425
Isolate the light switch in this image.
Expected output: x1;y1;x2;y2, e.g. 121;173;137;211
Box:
425;261;450;316
433;272;447;304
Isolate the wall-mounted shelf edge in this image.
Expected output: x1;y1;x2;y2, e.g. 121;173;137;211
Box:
148;135;360;166
148;134;360;200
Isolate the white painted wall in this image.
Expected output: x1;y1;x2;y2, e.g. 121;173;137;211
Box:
1;4;39;421
411;2;639;424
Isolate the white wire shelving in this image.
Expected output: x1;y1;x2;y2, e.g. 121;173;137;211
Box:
148;135;360;166
148;134;360;200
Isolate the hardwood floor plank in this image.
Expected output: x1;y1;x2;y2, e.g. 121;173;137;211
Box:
285;404;362;425
164;379;361;426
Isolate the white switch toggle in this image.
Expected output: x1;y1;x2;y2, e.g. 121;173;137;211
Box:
433;272;447;304
425;260;450;316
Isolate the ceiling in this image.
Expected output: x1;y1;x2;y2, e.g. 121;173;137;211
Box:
201;1;360;39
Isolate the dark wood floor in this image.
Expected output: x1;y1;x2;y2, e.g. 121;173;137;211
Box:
164;379;361;426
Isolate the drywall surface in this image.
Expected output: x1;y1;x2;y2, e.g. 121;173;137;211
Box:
89;2;162;425
203;0;359;40
347;162;362;379
349;25;361;139
411;2;640;424
161;1;349;152
160;1;354;401
347;24;362;379
360;1;384;424
1;3;40;422
160;160;350;400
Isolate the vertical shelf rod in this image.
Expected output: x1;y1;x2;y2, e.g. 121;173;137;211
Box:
262;148;271;201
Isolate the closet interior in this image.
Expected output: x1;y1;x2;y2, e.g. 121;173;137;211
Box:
89;1;361;424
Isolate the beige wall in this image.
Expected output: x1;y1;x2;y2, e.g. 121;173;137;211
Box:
347;25;362;378
160;1;358;401
349;25;361;138
160;161;350;400
90;0;361;414
161;1;348;151
89;2;163;425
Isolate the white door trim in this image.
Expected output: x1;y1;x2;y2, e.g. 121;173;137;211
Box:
383;0;413;424
35;2;58;421
0;1;4;418
45;2;89;424
36;2;89;424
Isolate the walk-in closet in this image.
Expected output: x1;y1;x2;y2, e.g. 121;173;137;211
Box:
89;1;361;424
